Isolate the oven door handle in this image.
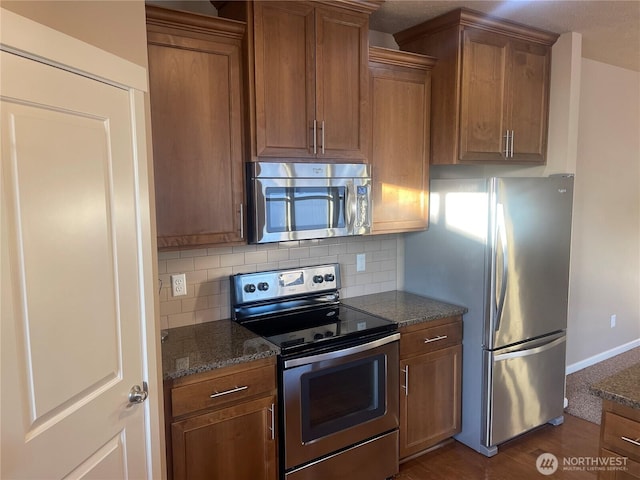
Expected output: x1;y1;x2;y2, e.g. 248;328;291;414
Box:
284;332;400;368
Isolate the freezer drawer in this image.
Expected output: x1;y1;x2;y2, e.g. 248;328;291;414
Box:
484;333;566;447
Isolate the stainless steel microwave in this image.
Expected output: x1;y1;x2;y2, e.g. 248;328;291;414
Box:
246;162;372;244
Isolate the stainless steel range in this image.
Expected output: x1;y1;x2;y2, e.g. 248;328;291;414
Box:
231;264;399;480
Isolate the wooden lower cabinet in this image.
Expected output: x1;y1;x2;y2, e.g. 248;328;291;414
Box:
171;396;277;480
598;449;640;480
166;357;277;480
399;316;462;460
598;400;640;480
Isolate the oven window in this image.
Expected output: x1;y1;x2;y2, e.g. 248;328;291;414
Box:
300;354;386;443
265;186;346;233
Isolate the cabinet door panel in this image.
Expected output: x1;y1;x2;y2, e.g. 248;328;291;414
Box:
599;449;640;480
172;396;277;480
459;29;509;162
148;29;244;247
316;7;369;159
508;39;551;162
254;2;315;158
400;345;462;459
370;63;430;233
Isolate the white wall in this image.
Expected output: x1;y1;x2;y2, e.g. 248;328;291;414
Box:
566;58;640;366
2;0;147;67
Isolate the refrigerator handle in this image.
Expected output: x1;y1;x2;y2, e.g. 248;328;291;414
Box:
494;335;566;361
494;204;508;331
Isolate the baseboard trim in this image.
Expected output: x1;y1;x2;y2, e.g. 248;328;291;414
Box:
566;338;640;375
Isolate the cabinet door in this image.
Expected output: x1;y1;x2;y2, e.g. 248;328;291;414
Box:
599;449;640;479
400;345;462;459
253;2;315;158
459;28;509;162
148;30;245;247
370;61;430;233
171;396;277;480
315;6;369;160
507;39;551;163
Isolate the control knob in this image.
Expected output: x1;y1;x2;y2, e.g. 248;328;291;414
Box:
244;284;256;293
257;282;269;291
313;333;324;341
313;275;324;284
324;273;335;282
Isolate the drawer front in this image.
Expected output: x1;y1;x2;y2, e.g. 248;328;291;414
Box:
400;321;461;357
171;364;276;418
602;411;640;463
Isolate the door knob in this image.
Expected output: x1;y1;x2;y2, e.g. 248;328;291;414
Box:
128;383;148;404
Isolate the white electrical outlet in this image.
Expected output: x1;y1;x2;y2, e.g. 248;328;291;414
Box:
610;314;617;328
356;253;366;272
171;273;187;297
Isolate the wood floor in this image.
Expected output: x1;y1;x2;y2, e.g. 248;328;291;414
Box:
397;414;601;479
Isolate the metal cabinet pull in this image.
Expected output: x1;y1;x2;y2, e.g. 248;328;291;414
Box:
504;130;510;157
424;335;448;344
209;385;248;399
510;130;515;157
239;203;244;239
268;403;275;440
621;436;640;447
401;366;409;396
321;120;325;154
312;120;317;155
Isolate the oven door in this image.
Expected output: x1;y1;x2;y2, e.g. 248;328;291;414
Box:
282;333;399;470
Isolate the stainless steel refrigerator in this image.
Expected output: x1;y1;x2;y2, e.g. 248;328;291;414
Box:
404;176;574;457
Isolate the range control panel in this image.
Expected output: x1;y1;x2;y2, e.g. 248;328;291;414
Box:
232;264;341;305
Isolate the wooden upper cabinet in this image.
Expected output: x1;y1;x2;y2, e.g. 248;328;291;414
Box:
146;6;246;248
220;1;379;162
395;8;558;165
369;47;436;234
253;2;315;158
315;7;369;159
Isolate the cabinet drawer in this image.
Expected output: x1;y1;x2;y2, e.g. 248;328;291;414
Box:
400;320;462;358
171;364;276;418
602;411;640;463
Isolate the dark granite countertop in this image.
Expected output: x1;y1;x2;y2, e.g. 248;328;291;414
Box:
161;320;279;381
162;291;465;381
590;363;640;410
341;291;468;327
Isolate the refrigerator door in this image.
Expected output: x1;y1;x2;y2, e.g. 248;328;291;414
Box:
484;332;566;447
487;176;574;350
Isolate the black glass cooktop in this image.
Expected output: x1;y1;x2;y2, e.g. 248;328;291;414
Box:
239;304;397;354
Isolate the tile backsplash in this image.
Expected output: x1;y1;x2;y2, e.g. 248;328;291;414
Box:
158;234;402;330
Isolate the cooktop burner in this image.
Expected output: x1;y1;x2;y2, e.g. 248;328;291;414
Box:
230;264;397;355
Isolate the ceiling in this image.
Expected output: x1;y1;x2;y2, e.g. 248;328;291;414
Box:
369;1;640;72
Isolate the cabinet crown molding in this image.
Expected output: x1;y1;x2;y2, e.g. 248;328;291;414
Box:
369;46;437;70
214;0;382;14
394;7;559;47
146;4;246;40
313;0;384;14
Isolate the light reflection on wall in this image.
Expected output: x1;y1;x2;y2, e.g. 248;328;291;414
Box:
443;192;489;243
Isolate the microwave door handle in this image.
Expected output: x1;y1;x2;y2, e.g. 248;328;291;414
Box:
345;182;356;233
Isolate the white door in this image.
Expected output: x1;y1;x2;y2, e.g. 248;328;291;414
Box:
1;47;153;478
